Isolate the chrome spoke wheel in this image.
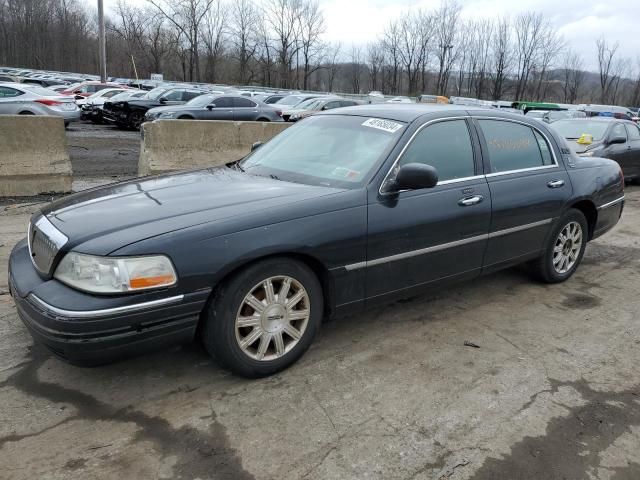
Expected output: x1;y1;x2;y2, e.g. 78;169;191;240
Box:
552;221;583;274
235;276;310;361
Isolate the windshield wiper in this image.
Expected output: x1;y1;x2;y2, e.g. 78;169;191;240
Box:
225;159;245;172
269;174;280;181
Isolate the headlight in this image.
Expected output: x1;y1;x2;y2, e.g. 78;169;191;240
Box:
54;252;177;294
158;112;175;119
579;151;596;157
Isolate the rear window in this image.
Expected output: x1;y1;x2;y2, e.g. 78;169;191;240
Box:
479;120;554;173
551;120;610;141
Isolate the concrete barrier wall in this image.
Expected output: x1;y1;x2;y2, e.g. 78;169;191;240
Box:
0;116;72;197
139;120;291;176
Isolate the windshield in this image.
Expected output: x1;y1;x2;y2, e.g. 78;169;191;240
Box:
144;87;168;100
185;94;215;107
275;95;307;106
291;98;321;110
240;115;405;189
551;120;610;141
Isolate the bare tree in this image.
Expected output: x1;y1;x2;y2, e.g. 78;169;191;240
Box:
490;17;512;101
562;50;584;104
230;0;258;84
325;41;341;92
146;0;216;81
596;36;620;103
513;12;544;101
265;0;302;88
367;41;385;92
298;0;325;90
201;0;226;83
434;0;461;95
532;27;564;101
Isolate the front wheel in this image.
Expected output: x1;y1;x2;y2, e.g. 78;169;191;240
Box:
202;258;323;378
128;111;144;130
530;209;588;283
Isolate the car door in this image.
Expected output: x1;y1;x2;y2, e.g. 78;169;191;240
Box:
474;116;572;272
602;122;629;167
366;117;491;301
232;97;259;121
623;123;640;178
202;96;235;120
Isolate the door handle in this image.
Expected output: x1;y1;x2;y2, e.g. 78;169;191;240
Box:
458;195;484;206
547;180;565;188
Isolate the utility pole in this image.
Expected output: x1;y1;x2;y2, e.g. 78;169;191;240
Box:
98;0;107;82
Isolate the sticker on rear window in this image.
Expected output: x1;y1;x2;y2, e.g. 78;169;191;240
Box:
362;118;403;133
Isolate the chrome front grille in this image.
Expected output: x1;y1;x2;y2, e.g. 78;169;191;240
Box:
28;215;68;277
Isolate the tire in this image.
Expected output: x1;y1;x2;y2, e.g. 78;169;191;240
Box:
530;208;588;283
19;111;35;115
202;257;323;378
128;111;144;130
256;117;270;122
177;115;193;120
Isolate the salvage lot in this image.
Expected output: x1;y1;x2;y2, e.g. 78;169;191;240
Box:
0;176;639;478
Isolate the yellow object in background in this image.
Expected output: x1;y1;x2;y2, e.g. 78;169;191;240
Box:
576;133;593;145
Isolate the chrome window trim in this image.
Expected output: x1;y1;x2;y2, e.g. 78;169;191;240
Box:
343;218;554;271
28;294;185;319
597;196;625;210
473;116;560;176
378;116;477;196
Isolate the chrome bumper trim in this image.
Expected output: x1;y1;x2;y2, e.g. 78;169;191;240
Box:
597;196;625;210
28;294;185;319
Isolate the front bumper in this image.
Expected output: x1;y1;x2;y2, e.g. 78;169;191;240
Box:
8;240;211;365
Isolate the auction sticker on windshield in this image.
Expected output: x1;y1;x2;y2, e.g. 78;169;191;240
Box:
362;118;404;133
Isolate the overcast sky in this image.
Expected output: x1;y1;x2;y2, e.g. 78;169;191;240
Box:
101;0;639;71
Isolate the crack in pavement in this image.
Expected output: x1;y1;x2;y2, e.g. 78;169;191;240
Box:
468;377;640;480
0;345;255;480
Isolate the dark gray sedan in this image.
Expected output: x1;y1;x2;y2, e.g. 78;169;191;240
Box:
145;94;284;122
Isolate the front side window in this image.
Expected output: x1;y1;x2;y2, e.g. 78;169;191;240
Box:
479;120;553;173
212;97;233;108
241;115;405;188
626;123;640;141
610;123;627;141
398;120;475;182
182;91;202;101
162;90;182;101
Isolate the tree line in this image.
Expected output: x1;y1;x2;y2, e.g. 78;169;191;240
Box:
1;0;639;106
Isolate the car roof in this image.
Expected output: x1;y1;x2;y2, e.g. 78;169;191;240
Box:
320;103;490;122
554;117;629;123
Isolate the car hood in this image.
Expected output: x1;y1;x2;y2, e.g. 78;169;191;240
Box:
564;139;605;154
41;168;347;255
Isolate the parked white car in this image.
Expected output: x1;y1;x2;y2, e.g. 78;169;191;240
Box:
0;82;80;126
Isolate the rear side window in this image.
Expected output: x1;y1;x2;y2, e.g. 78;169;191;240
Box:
626;123;640;141
183;91;201;101
234;97;257;108
162;90;182;101
399;120;475;182
212;97;233;108
0;87;22;97
478;120;554;173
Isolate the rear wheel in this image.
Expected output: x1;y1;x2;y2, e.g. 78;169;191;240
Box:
202;258;323;378
530;209;588;283
256;117;270;122
18;111;35;115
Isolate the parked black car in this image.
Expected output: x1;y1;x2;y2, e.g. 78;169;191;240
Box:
552;118;640;182
144;94;283;122
103;87;207;129
9;105;624;378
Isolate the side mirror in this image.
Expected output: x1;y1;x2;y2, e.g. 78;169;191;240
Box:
251;141;263;151
159;98;167;104
206;104;216;110
74;95;83;100
386;163;439;192
608;134;626;145
321;105;327;111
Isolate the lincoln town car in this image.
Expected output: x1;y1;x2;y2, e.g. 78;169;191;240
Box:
9;105;625;377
